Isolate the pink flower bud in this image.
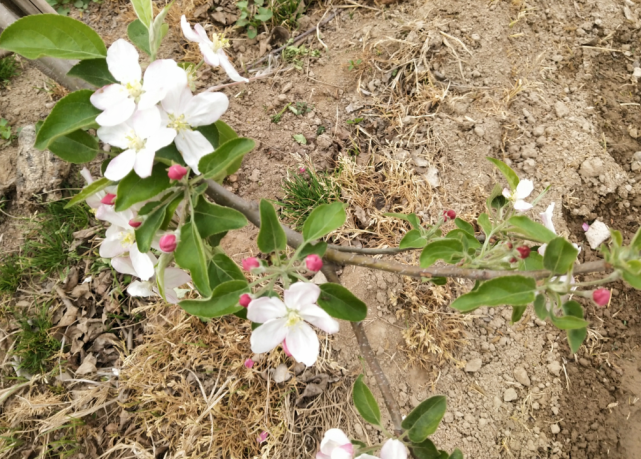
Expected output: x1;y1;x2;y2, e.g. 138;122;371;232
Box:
592;288;611;307
257;431;269;443
443;209;456;221
242;257;260;271
101;193;116;205
282;339;292;357
159;234;177;253
129;219;142;228
516;246;531;259
305;254;323;272
244;358;254;369
168;164;188;181
298;166;307;174
239;293;252;308
582;222;590;232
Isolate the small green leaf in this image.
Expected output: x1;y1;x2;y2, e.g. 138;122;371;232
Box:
487;157;519;191
407;213;422;230
630;226;641;252
155;143;186;165
127;19;151;55
449;449;464;459
352;375;381;426
48;129;100;164
293;133;307;144
317;283;367;321
257;199;287;253
477;213;492;237
549;312;589;330
450;276;536;313
623;270;641;289
65;177;110;208
454;218;475;235
298;241;328;259
214;120;238;146
511;305;527;324
611;229;623;248
67;58;117;87
303;202;346;242
400;230;428;249
486;183;506;212
419;239;464;268
155;252;172;301
161;193;183;230
543;237;579;274
199;138;255;180
131;0;153;27
410;438;440;459
180;280;249;318
401;395;447;443
562;300;587;353
507;216;557;244
149;1;173;56
533;294;548;320
445;229;481;250
208;253;245;289
175;222;211;297
519;251;544;271
194;198;248;238
135;201;166;253
115;163;170;211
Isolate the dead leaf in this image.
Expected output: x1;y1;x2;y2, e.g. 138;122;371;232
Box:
72;227;100;240
272;363;291;383
57;305;78;327
70;283;91;299
75;353;97;375
88;333;120;353
63;267;79;292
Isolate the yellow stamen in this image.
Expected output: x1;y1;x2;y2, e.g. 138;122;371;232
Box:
210;33;230;52
167;113;190;132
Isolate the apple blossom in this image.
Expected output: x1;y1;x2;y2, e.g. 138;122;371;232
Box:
80;168;111;209
180;15;249;83
502;179;534;211
593;288;611;306
242;257;260;271
247;282;339;366
90;39;188;126
114;255;191;304
282;339;292;357
379;439;408;459
98;106;176;180
306;254;323;272
316;429;354;459
168;164;188;180
159;234;177;253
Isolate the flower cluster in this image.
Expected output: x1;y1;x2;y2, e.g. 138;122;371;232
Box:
317;429;407;459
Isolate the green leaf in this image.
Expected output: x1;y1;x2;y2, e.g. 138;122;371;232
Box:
115;163;170;211
215;120;238;146
407;213;422;230
127;19;151;55
622;270;641;289
519;251;544;271
549;312;589;330
430;277;447;285
196;123;219;149
247;27;258;39
65;177;110;208
611;229;623;248
401;395;447;443
511;305;527;324
352;375;381;426
507;216;557;244
487;157;519;190
317;283;367;321
449;449;464;459
533;294;548;320
486;183;506;212
383;212;410;221
445;229;481;250
450;276;536;313
298;241;328;259
35;90;101;150
302;202;346;242
161;193;183;230
562;300;587;353
477;213;492;237
199;138;255;180
208;253;245;289
630;226;641;252
293;133;307;144
154;252;172;301
454;218;475;235
135;202;166;253
257;199;287;253
149;1;173;56
543;237;579;274
67;58;117;87
48;129;100;164
0;15;107;60
175;222;211;296
400;230;428;249
254;7;273;21
419;239;464;268
410;438;440;459
131;0;152;28
180;280;248;318
194;198;248;238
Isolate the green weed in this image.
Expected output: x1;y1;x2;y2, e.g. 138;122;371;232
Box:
0;253;22;293
0;55;18;85
283;43;320;70
236;0;273;38
272;0;305;29
348;59;363;71
13;303;61;375
44;418;84;458
45;0;101;16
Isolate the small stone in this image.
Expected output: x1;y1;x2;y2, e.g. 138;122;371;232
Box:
479;418;488;428
354;423;364;436
278;94;287;101
412;156;429;167
585;220;610;249
533;125;546;136
474;126;485;137
552;406;559;415
536;136;546;147
282;82;293;93
504;388;518;402
465;358;483;372
547;361;562;377
532;402;540;410
579;358;591;367
554;101;569;117
513;367;531;386
551;424;561;434
249;169;260;182
425;166;440;188
443;412;454;423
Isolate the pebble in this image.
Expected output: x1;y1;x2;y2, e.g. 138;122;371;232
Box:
554;101;569;117
533;125;546;136
551;424;561;434
465;358;483;372
552;406;559;415
513;367;531;386
579;358;591;367
547;361;562;377
474;126;485;137
282;82;293;93
443;412;454;423
249;169;260;182
504;388;518;402
278;94;287;101
354;423;364;436
585;220;610;249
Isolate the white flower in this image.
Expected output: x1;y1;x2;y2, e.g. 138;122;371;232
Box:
354;439;408;459
180;15;249;83
247;282;339;366
97;106;176;181
502;179;534;212
80;167;115;209
90;39;187;126
113;256;191;304
537;201;581;258
161;84;229;174
317;429;354;459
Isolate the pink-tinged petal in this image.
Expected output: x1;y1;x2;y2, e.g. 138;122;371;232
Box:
180;15;204;43
86;194;102;210
111;256;138;276
184;91;229;127
106;39;141;84
104;149;137;181
285;322;319;366
200;42;220;67
540;202;556;234
284;282;321;311
320;429;352;455
515;179;534;200
356;455;380;459
127;280;156;297
250;318;289;354
146;127;176;152
247;297;287;323
90;84;128;110
164;267;191;289
96;98;136;127
194;23;211;43
380;439;407;459
316;453;331;459
513;200;533;212
100;234;127;258
299;303;339;334
132;106;161;140
174;129;214;174
140;60;188;109
164;288;180;304
133;148;155;178
130;244;155;281
162;84;193;115
80;167;94;184
97;123;132;149
218;51;249;83
96;206;133;228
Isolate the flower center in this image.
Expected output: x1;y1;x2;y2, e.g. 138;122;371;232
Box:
167;113;190;132
126;80;144;100
210;33;230;52
285;309;302;327
126;133;146;152
117;229;135;247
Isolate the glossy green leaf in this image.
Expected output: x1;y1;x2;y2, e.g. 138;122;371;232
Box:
430;277;447;285
454;218;475;235
533;294;548;320
410;438;440;459
135;201;166;253
419;239;464;268
199;138;255;180
298;241;328;259
67;58;116;87
611;229;623;248
35;90;101;150
194;198;248;238
155;142;185;165
161;193;183;230
115;163;171;211
175;222;211;296
352;375;381;426
317;283;367;321
477;213;492;237
445;229;481;250
507;216;557;244
401;395;447;443
48;129;100;164
215;120;238;146
450;276;536;313
519;251;544;271
65;177;110;208
562;300;587;353
180;280;248;318
131;0;152;28
487;157;519;190
197;123;220;149
257;199;286;253
208;253;246;289
303;202;346;242
400;229;428;249
549;311;589;330
127;19;151;55
511;305;527;324
0;15;106;60
543;237;579;275
449;449;464;459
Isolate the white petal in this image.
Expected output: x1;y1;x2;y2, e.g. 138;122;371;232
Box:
538;243;547;256
200;42;220;67
127;281;156;297
96;206;133;228
284;282;321;311
80;167;94;184
174;129;214;173
250;318;289;354
320;429;351;454
285;322;319;366
133;148;155;178
97;123;132;149
104;149;137;181
164;287;181;304
90;84;129;110
132;106;161;140
194;23;211;42
162;84;193;115
100;236;127;258
164;267;191;289
180;15;204;43
247;297;287;323
380;439;407;459
515;179;534;200
86;194;102;210
300;303;339;334
130;244;155;281
95;98;136;127
111;256;138;276
218;51;249;83
106;39;141;84
540;202;556;234
140;60;188;109
513;200;533;212
184;91;229;127
146;127;176;152
355;455;379;459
